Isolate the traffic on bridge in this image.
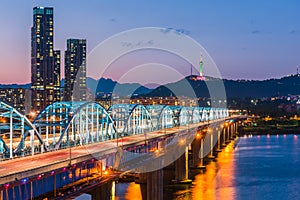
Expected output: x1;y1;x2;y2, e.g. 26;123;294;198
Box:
0;101;228;160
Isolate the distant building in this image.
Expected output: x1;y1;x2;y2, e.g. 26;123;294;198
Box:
95;96;198;108
0;88;31;114
53;50;62;102
64;39;87;101
31;7;61;111
129;96;197;107
278;103;300;113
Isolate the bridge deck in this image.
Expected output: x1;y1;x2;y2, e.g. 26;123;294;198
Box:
0;117;236;185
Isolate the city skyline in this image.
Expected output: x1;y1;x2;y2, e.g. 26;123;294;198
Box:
64;38;87;102
0;1;300;84
0;2;300;199
31;7;61;110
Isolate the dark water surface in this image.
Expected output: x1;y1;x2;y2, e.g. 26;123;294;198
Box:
115;135;300;200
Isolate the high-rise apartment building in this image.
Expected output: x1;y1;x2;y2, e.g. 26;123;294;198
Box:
31;7;61;111
64;39;87;101
53;50;61;102
0;88;31;114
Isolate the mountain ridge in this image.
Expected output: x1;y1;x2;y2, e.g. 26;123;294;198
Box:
1;75;300;98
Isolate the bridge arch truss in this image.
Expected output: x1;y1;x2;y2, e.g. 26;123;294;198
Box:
109;104;152;136
33;102;117;150
0;100;229;158
0;102;44;158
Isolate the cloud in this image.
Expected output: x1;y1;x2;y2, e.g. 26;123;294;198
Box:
290;30;298;34
160;27;190;35
121;42;132;47
121;40;154;48
251;30;260;34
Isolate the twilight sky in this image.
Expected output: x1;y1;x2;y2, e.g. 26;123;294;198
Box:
0;0;300;84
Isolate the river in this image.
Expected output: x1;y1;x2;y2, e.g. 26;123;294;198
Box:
114;134;300;200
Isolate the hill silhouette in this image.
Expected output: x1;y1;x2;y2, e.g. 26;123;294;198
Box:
143;75;300;98
1;75;300;99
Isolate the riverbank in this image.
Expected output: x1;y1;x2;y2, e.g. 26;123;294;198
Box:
241;116;300;135
240;127;300;135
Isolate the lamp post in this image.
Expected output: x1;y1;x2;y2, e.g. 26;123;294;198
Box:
164;110;167;137
115;120;118;148
68;130;72;168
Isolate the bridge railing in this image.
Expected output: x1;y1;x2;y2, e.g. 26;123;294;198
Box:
0;101;229;159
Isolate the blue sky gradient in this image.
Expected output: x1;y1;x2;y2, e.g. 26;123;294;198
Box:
0;0;299;83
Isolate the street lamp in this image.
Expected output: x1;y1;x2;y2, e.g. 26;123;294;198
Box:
29;111;36;119
68;130;72;169
164;110;167;137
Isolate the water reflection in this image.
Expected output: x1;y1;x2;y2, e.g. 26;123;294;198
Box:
125;183;142;200
115;135;300;200
115;182;142;200
190;142;235;200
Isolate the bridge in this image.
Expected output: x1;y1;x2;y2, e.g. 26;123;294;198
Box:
0;101;242;200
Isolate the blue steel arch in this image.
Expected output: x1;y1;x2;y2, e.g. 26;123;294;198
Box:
217;108;224;119
109;104;153;136
0;101;44;158
33;102;85;149
225;109;229;118
209;107;216;120
0;99;230;158
201;107;210;121
55;102;117;149
199;107;204;121
192;106;202;123
124;104;153;135
146;105;174;130
168;106;181;126
180;107;193;126
109;104;136;134
33;101;117;150
169;106;193;126
222;108;227;118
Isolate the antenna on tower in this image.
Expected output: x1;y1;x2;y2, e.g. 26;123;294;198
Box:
199;53;203;77
190;64;193;77
297;66;299;76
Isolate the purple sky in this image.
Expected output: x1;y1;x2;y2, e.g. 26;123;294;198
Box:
0;0;300;84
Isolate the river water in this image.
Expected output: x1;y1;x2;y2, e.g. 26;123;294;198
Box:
114;134;300;200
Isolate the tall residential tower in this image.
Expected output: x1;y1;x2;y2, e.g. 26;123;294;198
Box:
31;7;61;111
64;39;87;101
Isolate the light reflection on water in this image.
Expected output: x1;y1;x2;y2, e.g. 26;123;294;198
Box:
115;182;142;200
115;135;300;200
190;142;235;200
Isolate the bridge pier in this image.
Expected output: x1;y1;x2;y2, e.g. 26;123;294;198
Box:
174;146;192;183
191;135;201;168
230;123;234;139
226;124;230;142
88;180;115;200
198;138;206;169
221;126;227;147
229;122;236;140
225;125;231;143
136;173;147;199
228;123;233;142
146;169;163;200
136;169;163;199
207;129;215;159
234;122;239;138
216;128;222;152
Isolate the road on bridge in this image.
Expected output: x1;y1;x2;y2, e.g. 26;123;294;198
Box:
0;117;236;185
